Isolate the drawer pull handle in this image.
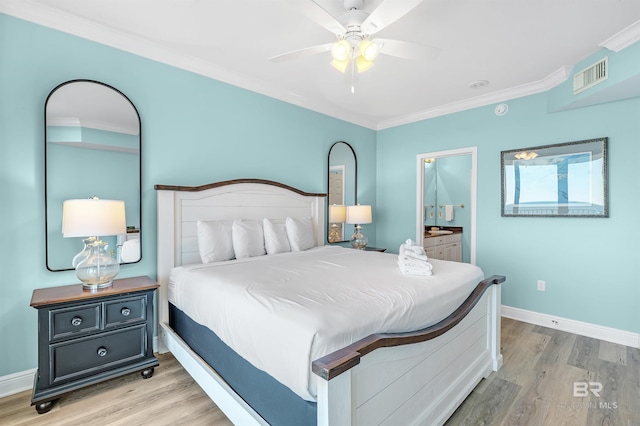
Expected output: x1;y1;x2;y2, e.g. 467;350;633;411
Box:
121;307;131;316
71;317;83;327
97;347;108;357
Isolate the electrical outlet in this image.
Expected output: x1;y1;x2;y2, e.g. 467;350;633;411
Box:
537;280;545;291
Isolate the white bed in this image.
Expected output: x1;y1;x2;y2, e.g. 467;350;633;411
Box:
155;179;504;426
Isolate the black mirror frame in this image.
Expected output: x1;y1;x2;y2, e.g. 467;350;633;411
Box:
44;79;142;271
327;141;357;243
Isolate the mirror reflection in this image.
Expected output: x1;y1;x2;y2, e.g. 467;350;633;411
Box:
501;138;607;217
327;141;357;243
423;155;471;262
45;80;141;271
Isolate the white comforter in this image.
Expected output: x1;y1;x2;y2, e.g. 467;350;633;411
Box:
169;246;485;402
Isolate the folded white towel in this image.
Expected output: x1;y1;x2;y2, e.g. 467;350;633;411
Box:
398;258;432;271
400;239;425;255
399;248;428;261
397;261;433;276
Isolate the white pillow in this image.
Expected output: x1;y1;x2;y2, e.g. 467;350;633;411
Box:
232;220;266;259
285;217;315;252
197;220;234;263
263;218;291;255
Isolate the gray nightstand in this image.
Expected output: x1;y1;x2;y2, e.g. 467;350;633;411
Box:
363;247;386;252
30;276;159;414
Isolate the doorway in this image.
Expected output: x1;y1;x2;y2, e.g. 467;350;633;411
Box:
416;147;477;264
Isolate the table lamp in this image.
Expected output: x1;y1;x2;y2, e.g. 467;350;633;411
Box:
328;205;346;243
346;204;372;249
62;197;126;290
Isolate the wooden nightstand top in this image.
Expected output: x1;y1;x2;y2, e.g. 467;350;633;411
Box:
363;247;386;252
31;276;159;308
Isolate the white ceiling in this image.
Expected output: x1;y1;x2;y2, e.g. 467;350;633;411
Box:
3;0;640;129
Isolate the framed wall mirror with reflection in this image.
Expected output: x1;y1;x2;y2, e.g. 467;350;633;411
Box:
45;80;142;271
327;141;357;243
501;137;607;217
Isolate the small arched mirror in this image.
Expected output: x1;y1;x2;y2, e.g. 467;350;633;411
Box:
327;141;357;243
45;80;141;271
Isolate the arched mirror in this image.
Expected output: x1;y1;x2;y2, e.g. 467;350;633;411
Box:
45;80;141;271
327;141;357;243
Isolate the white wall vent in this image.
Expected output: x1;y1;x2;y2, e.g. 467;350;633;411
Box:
573;57;608;94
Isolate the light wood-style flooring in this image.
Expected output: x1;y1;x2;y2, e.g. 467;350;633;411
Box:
2;318;639;425
446;318;640;426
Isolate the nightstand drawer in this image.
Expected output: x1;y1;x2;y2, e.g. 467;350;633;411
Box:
50;325;146;385
31;277;159;413
105;296;146;327
50;304;100;341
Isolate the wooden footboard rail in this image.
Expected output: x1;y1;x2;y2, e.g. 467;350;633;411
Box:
312;275;506;381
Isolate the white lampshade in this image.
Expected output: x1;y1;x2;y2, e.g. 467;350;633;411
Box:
63;199;126;237
331;57;349;73
359;39;380;62
356;56;374;73
346;205;372;225
329;205;347;223
331;40;351;61
62;198;126;290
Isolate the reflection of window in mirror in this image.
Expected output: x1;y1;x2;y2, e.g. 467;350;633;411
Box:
45;80;142;271
329;166;345;205
329;166;345;241
501;138;607;217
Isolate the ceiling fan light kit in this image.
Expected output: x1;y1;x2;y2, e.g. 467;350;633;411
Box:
358;39;380;62
330;38;379;73
355;56;373;72
274;0;435;87
331;57;350;72
331;39;352;62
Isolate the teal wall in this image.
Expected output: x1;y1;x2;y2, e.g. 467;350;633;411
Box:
1;12;639;381
0;14;376;377
377;86;640;335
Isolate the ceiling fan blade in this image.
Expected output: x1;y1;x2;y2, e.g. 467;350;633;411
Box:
285;0;346;36
362;0;423;35
375;38;441;61
269;42;334;63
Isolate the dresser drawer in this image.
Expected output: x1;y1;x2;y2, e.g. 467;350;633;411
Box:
105;296;146;327
50;304;100;341
423;233;461;247
50;325;146;385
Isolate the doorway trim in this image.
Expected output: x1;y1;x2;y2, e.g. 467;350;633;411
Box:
416;146;478;265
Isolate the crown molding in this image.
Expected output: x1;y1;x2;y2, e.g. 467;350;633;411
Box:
376;66;573;130
0;2;603;130
599;19;640;52
0;2;378;129
47;117;138;135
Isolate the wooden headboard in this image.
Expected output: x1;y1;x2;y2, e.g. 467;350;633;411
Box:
154;178;327;324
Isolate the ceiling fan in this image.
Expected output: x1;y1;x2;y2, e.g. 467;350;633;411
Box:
269;0;440;74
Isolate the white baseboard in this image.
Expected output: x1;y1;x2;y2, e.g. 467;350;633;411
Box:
0;368;35;399
501;305;640;349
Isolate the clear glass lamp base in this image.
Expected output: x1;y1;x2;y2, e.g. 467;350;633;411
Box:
75;240;120;291
350;225;368;249
328;223;342;243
